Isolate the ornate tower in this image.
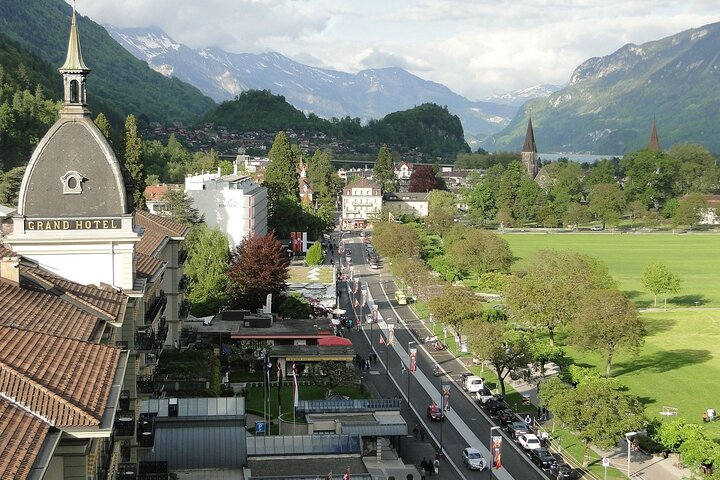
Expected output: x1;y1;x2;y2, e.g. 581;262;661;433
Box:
647;118;662;151
7;4;139;289
521;117;539;179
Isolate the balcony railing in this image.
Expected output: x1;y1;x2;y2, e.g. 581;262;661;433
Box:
136;375;165;396
137;413;156;447
114;413;135;437
144;291;167;325
134;331;164;352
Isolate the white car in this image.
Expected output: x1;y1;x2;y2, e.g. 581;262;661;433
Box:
518;433;542;450
461;447;487;470
474;388;494;405
463;375;485;393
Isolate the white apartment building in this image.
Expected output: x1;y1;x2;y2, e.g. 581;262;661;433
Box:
185;170;268;246
342;178;382;229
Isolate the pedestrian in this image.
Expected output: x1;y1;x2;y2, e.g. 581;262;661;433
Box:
420;458;428;476
433;458;439;475
420;467;426;480
525;414;532;428
413;424;419;440
537;406;542;418
420;426;426;441
365;359;370;370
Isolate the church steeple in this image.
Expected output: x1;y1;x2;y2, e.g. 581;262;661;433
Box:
521;116;539;179
647;117;661;151
59;2;91;116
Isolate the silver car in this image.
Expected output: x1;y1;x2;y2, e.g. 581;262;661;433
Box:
462;447;487;470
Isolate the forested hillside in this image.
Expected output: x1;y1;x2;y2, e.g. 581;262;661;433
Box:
0;0;215;126
204;90;470;159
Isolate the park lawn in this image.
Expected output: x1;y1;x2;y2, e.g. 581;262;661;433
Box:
288;265;334;284
504;233;720;307
559;310;720;440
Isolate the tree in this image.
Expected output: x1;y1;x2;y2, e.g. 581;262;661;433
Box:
564;202;590;229
161;187;203;226
465;179;496;225
307;149;340;207
227;233;290;310
446;229;513;278
668;143;720;195
307;361;359;396
585;158;618;188
393;257;432;294
94;112;112;146
305;241;325;266
184;225;230;317
588;182;625;228
621;150;678;209
373;145;397;192
0;166;25;205
547;379;645;467
641;262;681;309
505;250;616;346
427;285;483;335
371;222;421;259
264;131;298;215
465;318;533;396
654;419;705;453
425;190;456;236
573;289;645;377
673;192;707;229
122;114;147;210
278;291;310;319
408;165;439;192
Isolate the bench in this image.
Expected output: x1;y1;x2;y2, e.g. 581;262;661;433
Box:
660;406;678;416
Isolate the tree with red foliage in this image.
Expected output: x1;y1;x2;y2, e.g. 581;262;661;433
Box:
227;233;290;310
408;165;439;192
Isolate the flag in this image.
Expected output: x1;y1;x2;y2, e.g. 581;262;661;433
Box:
409;348;417;373
343;466;350;480
354;298;360;308
379;335;385;345
292;362;300;408
388;212;395;222
492;435;502;469
276;360;283;407
388;324;395;346
263;352;271;398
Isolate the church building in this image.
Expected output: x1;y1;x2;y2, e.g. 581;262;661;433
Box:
1;6;189;478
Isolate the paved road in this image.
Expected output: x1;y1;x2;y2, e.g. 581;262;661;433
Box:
335;232;549;480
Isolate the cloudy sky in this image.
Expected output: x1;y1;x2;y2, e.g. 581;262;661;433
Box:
72;0;720;101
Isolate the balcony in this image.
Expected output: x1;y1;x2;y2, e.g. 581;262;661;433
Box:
179;299;191;320
116;463;137;480
144;291;167;325
137;413;156;447
114;413;135;437
134;330;164;352
178;275;189;293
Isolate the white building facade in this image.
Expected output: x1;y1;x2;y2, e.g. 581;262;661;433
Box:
185;171;268;246
341;178;382;228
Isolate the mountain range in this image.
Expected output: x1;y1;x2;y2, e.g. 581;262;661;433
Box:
104;25;554;137
489;21;720;154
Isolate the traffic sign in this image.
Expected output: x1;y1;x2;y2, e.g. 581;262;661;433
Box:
255;421;266;433
602;457;610;467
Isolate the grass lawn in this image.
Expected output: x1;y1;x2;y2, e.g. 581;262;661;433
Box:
504;233;720;308
559;310;720;440
288;265;334;284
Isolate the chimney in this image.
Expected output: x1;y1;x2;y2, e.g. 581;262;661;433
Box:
233;161;238;176
0;255;20;285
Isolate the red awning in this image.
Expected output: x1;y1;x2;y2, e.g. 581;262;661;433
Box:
317;336;353;346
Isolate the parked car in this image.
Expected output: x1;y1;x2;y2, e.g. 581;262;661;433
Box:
529;448;557;470
506;421;529;439
496;408;515;425
427;403;444;422
462;375;485;393
461;447;487;470
475;388;495;405
485;397;506;415
518;433;542;450
550;462;575;479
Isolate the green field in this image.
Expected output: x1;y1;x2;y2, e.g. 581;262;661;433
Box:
504;233;720;307
559;310;720;440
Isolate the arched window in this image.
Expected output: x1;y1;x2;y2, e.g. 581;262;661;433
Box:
70;80;79;103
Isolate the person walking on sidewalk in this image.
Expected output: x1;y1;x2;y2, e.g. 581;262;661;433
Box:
413;424;419;440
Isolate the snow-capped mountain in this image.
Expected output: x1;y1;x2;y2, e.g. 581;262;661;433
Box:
487;84;562;106
104;25;528;136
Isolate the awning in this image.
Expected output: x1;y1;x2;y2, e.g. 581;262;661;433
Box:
317;336;352;346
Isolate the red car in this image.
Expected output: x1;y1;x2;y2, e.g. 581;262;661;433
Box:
427;403;444;421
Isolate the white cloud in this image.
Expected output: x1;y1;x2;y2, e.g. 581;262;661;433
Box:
71;0;720;100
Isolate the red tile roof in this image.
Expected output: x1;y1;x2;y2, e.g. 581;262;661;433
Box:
144;183;181;202
0;398;50;479
136;252;166;279
135;210;189;256
0;326;120;427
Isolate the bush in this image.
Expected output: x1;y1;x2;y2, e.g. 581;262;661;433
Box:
306;241;325;266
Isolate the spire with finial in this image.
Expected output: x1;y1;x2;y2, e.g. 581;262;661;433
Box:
522;116;537;153
521;116;539;179
647;117;661;151
59;1;91;115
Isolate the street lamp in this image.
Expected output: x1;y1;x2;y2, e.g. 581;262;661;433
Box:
489;426;502;478
625;431;637;478
407;341;417;407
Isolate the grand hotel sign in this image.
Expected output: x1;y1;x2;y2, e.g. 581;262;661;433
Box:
26;218;122;231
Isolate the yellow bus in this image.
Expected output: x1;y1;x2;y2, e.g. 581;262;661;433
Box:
394;290;407;305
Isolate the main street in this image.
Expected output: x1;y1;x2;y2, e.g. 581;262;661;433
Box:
335;232;548;480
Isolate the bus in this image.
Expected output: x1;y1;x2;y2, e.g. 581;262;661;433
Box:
394;290;407;305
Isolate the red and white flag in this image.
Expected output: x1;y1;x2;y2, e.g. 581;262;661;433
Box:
379;335;385;345
343;466;350;480
292;362;300;408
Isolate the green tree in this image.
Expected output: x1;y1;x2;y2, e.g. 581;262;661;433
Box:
465;318;533;397
184;225;230;317
585;158;618;188
305;241;325;266
393;256;432;295
0;166;25;205
547;380;645;467
505;250;615;346
227;233;290;311
573;289;645;377
588;182;625;228
278;291;310;319
373;145;397;192
425;190;456;236
564;202;590;229
427;285;483;335
122;114;147;210
446;228;513;279
621;150;678;209
307;149;340;207
641;262;681;309
94;112;112;146
464;179;496;225
371;222;421;259
653;420;704;453
668;143;720;195
161;187;203;226
264;131;298;214
673;192;707;229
